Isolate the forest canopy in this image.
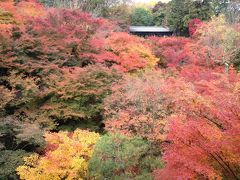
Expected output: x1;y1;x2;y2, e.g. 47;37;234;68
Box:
0;0;240;179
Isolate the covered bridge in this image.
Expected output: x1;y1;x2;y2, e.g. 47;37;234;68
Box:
129;26;173;37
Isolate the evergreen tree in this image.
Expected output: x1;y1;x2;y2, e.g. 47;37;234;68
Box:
166;0;188;35
152;2;168;26
210;0;230;16
166;0;213;36
131;8;154;26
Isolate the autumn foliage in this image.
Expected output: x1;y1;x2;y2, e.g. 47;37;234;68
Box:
104;71;171;144
0;0;45;24
36;65;122;130
154;69;240;179
0;1;239;180
103;32;158;72
149;36;193;67
0;8;111;72
0;2;157;73
16;129;100;180
188;18;203;37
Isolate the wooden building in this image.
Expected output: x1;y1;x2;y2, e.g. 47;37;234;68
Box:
129;26;173;37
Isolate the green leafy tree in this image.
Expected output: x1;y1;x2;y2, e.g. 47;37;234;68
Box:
152;2;168;26
166;0;212;36
183;0;213;25
210;0;229;16
0;150;29;180
89;134;163;179
131;8;154;26
166;0;188;35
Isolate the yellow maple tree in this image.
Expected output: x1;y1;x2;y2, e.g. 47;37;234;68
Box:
16;129;100;180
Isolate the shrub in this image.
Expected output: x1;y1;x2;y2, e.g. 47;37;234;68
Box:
89;134;163;179
0;150;29;180
17;129;100;180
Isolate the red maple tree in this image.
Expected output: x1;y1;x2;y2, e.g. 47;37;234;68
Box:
154;67;240;179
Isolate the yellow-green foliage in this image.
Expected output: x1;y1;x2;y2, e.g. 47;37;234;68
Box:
16;129;100;180
197;16;240;64
0;86;14;111
0;9;15;24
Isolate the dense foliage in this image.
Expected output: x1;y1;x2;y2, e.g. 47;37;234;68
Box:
154;70;240;179
131;7;154;26
0;117;44;179
89;134;163;179
150;0;240;36
0;150;29;179
0;0;239;179
188;18;203;37
165;0;212;35
17;129;100;179
104;71;170;144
